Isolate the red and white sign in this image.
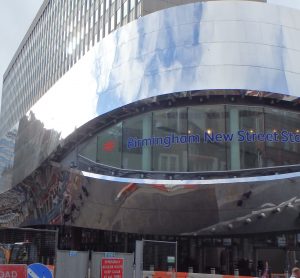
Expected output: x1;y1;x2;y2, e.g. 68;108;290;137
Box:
0;265;27;278
101;258;124;278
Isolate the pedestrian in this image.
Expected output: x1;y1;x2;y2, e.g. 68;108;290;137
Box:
261;261;271;278
290;267;300;278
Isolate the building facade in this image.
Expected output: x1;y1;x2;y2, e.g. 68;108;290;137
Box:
3;0;300;274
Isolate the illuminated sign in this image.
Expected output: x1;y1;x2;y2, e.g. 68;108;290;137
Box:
102;140;116;152
127;130;300;149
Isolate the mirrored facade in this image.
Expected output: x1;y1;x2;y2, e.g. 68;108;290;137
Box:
1;0;300;274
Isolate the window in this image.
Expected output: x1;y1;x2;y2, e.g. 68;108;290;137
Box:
110;15;115;31
97;123;122;167
123;1;128;17
79;104;300;172
130;0;135;10
95;9;99;22
265;108;300;167
100;2;104;16
188;106;226;171
152;108;188;172
226;106;264;170
122;113;152;170
117;8;121;24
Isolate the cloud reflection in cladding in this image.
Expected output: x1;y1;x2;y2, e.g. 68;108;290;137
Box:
29;1;300;140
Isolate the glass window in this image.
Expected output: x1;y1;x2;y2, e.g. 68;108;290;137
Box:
110;15;115;31
122;113;152;171
123;1;128;17
95;9;99;22
152;108;188;172
80;104;300;172
105;21;109;35
100;3;104;16
106;0;110;10
227;106;264;170
117;8;121;24
265;108;300;167
97;122;122;167
188;105;226;171
79;137;97;161
130;0;135;10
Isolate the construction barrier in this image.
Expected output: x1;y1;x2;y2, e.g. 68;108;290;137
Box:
143;271;257;278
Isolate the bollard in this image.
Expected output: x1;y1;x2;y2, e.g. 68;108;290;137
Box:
285;270;289;278
234;268;239;277
188;266;193;273
211;267;216;274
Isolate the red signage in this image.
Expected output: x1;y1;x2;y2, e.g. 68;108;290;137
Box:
0;265;27;278
102;140;116;152
101;258;124;278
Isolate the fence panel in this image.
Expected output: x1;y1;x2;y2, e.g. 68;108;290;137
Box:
55;250;89;278
0;227;57;265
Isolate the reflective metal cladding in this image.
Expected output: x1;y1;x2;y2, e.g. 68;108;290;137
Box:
1;1;300;235
1;164;300;235
29;1;300;141
2;1;300;192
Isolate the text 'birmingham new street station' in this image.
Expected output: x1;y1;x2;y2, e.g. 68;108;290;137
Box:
127;130;300;149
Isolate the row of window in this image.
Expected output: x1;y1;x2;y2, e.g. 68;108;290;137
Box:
79;105;300;172
1;0;142;137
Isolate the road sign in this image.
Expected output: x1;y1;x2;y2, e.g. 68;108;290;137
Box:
101;258;124;278
0;264;27;278
27;263;52;278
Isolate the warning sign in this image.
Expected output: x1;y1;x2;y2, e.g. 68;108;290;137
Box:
101;258;124;278
0;265;27;278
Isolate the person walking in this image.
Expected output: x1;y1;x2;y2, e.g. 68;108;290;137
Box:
290;267;300;278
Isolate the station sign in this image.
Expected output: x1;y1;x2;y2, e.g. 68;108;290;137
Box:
101;258;124;278
127;130;300;149
0;264;27;278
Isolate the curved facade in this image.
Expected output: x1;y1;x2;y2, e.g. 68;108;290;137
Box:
2;0;300;273
1;0;300;230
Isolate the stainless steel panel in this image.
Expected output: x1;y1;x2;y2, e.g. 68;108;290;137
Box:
1;164;300;235
2;1;300;191
29;1;300;140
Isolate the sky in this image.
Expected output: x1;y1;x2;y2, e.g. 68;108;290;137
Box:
0;0;300;111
